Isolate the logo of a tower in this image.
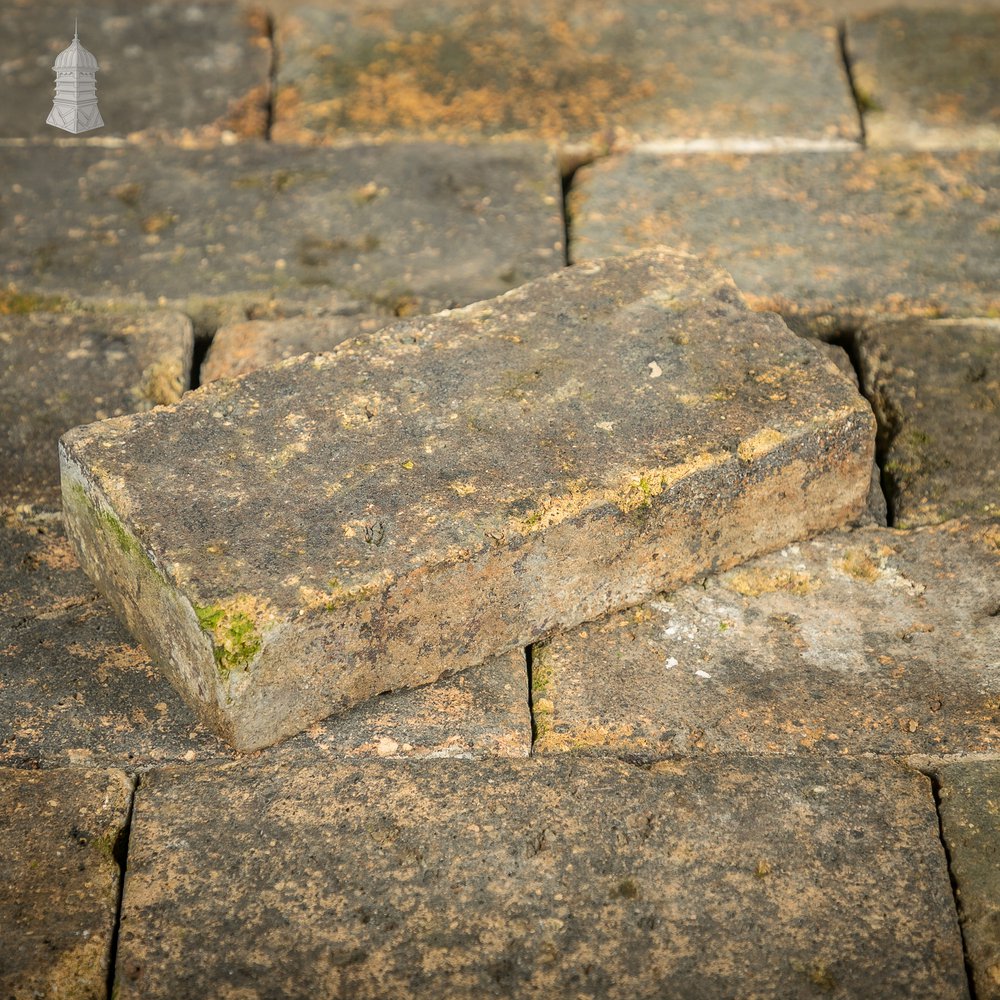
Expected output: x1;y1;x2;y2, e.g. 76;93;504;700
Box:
46;20;104;134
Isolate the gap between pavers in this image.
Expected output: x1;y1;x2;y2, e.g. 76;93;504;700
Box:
108;753;968;999
531;518;1000;761
60;249;875;750
854;318;1000;528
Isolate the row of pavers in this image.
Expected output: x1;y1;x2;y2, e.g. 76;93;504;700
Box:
4;1;999;150
3;1;999;997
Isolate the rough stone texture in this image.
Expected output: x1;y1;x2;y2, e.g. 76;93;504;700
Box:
113;754;967;999
202;312;394;383
0;766;133;999
855;318;1000;528
571;149;1000;323
0;142;564;323
532;519;1000;759
0;0;271;141
0;510;529;769
847;9;1000;149
272;0;858;149
60;250;875;750
0;309;192;509
937;761;1000;1000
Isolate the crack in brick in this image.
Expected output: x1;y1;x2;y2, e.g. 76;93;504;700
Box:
838;21;868;150
106;774;138;1000
926;769;980;1000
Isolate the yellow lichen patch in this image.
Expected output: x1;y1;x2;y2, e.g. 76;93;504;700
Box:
736;427;785;463
514;478;596;533
608;452;723;514
534;719;652;754
725;567;816;597
136;360;186;407
450;480;478;496
839;548;880;582
192;594;280;679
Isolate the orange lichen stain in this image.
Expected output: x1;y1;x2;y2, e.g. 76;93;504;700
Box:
838;548;880;582
725;567;815;597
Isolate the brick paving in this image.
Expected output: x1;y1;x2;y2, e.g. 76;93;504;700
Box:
1;0;998;996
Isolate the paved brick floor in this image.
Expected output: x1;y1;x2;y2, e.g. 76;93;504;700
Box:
1;1;998;997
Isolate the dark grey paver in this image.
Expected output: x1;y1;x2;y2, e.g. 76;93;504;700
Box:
571;149;1000;323
1;0;270;141
532;519;1000;759
0;142;564;323
113;754;966;999
272;0;858;148
60;249;875;750
855;318;999;527
0;766;133;999
848;8;1000;149
937;760;1000;1000
0;308;192;508
0;510;530;769
202;312;394;382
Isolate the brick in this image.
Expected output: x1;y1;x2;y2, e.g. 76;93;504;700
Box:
202;313;393;382
0;308;192;508
0;0;270;141
532;519;1000;759
272;0;858;149
0;510;529;769
113;754;966;999
571;149;1000;324
937;761;1000;1000
855;318;1000;527
0;766;133;999
59;249;875;750
0;142;564;325
847;9;1000;149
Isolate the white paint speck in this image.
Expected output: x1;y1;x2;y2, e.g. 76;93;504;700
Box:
665;657;678;670
695;669;712;679
648;361;663;378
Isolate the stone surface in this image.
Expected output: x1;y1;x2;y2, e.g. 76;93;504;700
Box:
855;318;1000;527
0;142;563;323
0;510;529;769
60;249;875;750
532;519;1000;759
113;754;966;999
0;766;133;999
272;0;858;149
0;308;192;509
571;149;1000;323
847;9;1000;149
202;312;393;382
937;760;1000;1000
1;0;271;141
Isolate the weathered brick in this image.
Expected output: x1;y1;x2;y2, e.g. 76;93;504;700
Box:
60;249;875;749
272;0;858;149
532;518;1000;759
113;755;966;999
0;0;270;141
0;142;564;325
855;318;999;527
0;511;529;769
0;309;192;508
847;9;1000;149
202;313;393;383
0;766;133;999
571;149;1000;324
937;761;1000;1000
